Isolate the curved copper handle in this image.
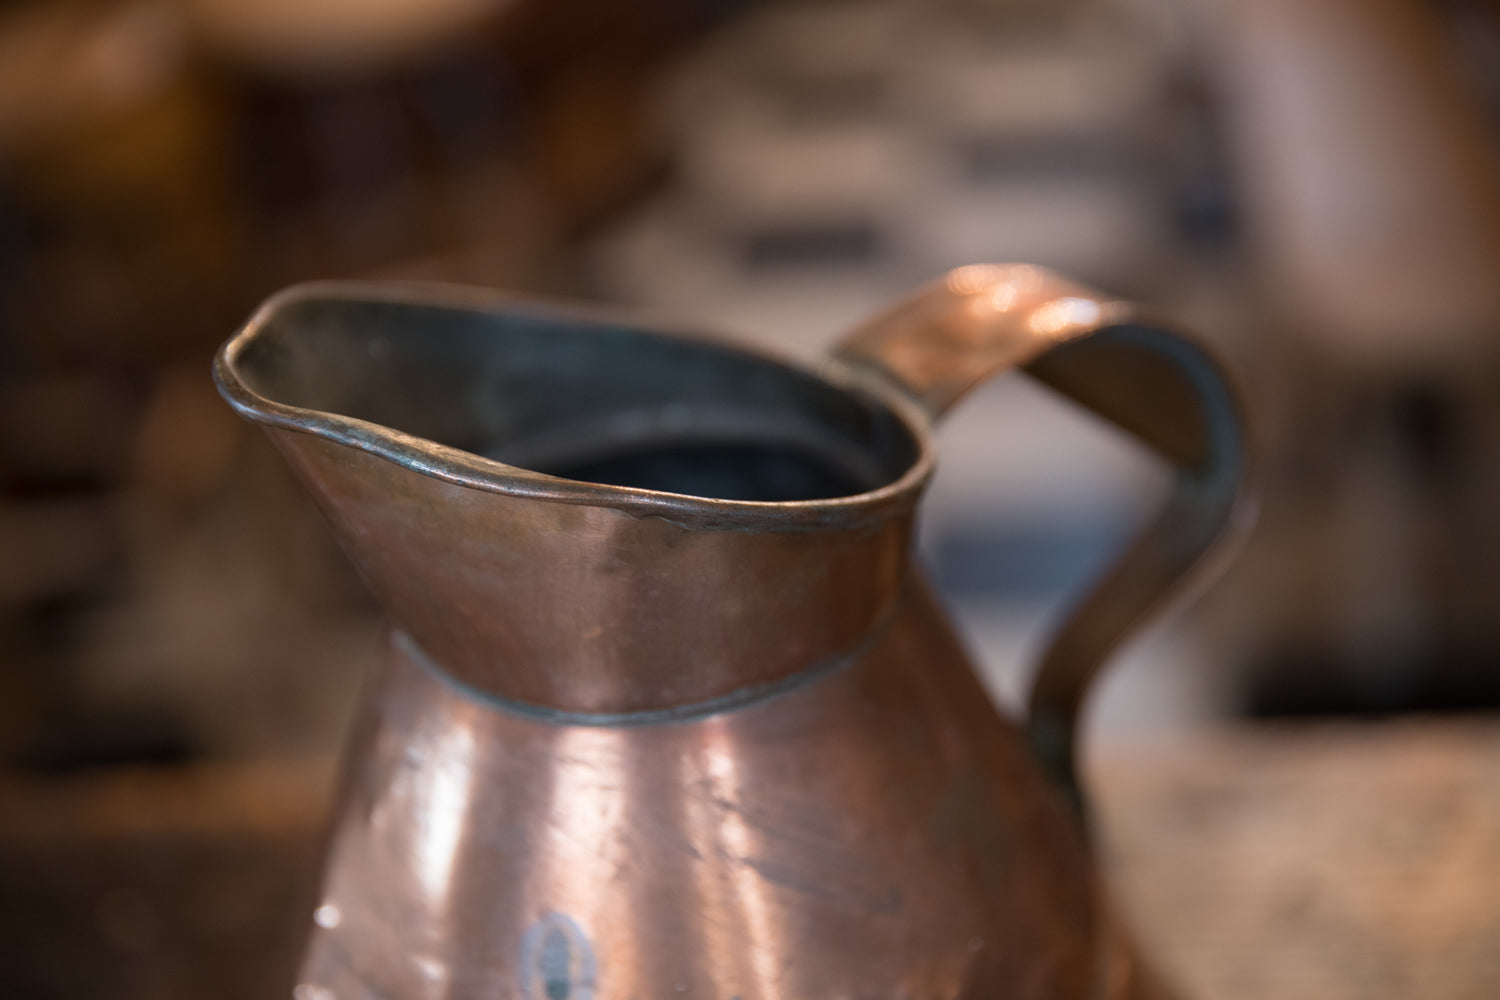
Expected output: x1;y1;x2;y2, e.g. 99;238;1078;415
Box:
832;265;1254;810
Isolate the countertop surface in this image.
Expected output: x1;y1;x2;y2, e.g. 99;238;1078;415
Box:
1093;718;1500;1000
3;717;1497;999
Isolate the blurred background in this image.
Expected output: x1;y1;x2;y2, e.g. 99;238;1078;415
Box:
1;0;1500;997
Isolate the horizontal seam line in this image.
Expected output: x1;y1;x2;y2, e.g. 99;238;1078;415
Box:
392;594;903;728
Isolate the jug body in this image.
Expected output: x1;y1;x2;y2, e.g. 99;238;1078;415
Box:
303;585;1108;1000
215;269;1248;1000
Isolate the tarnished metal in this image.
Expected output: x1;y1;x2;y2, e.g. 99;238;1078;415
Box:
214;266;1251;1000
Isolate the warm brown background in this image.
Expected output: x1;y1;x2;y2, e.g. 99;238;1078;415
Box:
2;0;1500;996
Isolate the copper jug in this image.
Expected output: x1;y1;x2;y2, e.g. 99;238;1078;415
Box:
214;265;1250;1000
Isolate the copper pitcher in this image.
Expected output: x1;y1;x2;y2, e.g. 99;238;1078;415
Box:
214;265;1251;1000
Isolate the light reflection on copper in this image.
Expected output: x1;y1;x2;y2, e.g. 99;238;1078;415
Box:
988;283;1019;312
964;282;1019;323
945;263;1044;298
541;726;631;960
1028;297;1103;339
412;954;445;984
313;903;341;929
681;717;782;1000
412;721;478;903
945;263;1005;296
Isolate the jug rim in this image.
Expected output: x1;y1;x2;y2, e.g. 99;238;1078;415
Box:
214;281;937;532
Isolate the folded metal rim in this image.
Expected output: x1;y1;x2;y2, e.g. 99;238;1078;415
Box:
212;280;937;532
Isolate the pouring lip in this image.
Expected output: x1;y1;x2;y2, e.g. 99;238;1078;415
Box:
213;280;937;532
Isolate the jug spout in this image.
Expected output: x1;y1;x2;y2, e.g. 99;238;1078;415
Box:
213;283;931;717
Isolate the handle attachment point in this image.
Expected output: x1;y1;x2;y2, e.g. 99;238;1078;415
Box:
834;265;1254;810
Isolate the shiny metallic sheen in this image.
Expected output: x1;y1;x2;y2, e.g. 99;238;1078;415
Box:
836;264;1254;800
213;266;1251;1000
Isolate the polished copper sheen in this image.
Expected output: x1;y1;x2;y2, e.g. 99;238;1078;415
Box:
214;265;1252;1000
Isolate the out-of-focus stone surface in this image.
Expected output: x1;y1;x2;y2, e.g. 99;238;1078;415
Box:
1093;718;1500;1000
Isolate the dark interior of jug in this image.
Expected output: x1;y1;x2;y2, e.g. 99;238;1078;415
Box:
540;442;872;504
233;295;921;502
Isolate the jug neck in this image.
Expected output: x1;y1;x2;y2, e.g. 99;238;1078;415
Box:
214;283;934;717
267;426;919;717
